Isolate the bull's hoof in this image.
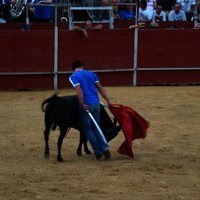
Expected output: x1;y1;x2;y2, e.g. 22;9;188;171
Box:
44;149;49;156
76;150;82;156
44;154;49;159
57;155;63;162
84;149;92;155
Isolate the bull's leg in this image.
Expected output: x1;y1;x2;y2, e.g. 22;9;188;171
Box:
57;129;67;162
81;131;92;155
77;131;92;156
83;139;92;155
76;135;83;156
44;128;50;157
44;115;53;157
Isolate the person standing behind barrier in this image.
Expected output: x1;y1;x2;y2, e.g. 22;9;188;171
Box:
147;0;157;18
69;60;111;160
168;2;186;21
0;5;6;23
0;0;10;22
73;20;103;38
119;3;135;20
156;0;176;12
33;0;52;22
138;0;153;21
112;0;120;21
9;0;35;22
176;0;196;21
156;0;176;19
153;4;166;22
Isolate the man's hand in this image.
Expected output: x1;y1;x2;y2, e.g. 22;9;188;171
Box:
82;103;89;111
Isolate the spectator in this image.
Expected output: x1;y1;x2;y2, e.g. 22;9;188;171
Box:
138;0;153;21
10;0;35;22
33;0;52;22
0;0;10;22
147;0;157;17
153;4;166;22
73;20;103;38
197;2;200;20
168;2;186;21
119;4;135;20
84;0;112;21
113;1;120;21
156;0;176;12
69;60;111;160
177;0;196;21
176;0;196;12
0;6;6;23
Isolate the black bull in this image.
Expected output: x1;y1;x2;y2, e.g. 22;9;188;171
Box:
41;94;121;162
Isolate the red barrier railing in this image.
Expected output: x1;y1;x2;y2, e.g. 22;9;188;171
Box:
0;26;200;90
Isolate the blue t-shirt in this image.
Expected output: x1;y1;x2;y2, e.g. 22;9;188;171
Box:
119;10;134;20
69;70;100;105
34;0;51;19
1;0;8;5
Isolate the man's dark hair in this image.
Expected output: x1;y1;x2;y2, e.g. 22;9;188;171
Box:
140;0;147;7
72;60;83;71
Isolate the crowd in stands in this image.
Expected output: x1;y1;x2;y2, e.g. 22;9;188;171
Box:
0;0;52;23
115;0;199;22
0;0;200;27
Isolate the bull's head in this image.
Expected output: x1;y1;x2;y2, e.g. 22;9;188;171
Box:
104;117;121;142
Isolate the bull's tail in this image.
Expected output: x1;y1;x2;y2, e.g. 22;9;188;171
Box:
41;93;58;112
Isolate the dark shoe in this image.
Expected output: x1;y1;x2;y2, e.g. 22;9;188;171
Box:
95;154;102;160
103;150;111;160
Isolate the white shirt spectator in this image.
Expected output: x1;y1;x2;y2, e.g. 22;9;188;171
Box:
176;0;196;12
153;10;167;22
168;2;187;21
139;7;153;21
168;9;187;21
0;18;6;23
147;0;156;19
147;0;156;12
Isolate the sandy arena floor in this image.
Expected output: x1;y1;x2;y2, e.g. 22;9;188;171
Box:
0;86;199;200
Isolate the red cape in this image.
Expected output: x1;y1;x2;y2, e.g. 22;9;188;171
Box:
109;103;150;158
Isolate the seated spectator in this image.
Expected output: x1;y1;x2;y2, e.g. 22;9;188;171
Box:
0;6;6;23
73;20;103;38
33;0;52;22
138;0;153;22
177;0;196;21
156;0;176;12
119;4;135;20
153;4;166;22
168;2;186;21
197;3;200;21
113;1;120;21
156;0;176;19
147;0;157;17
10;0;35;22
0;0;10;22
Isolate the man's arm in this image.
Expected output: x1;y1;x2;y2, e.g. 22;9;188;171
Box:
74;85;89;110
96;82;110;104
74;85;84;104
73;26;88;38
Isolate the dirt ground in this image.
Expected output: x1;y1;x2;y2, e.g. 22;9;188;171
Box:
0;86;199;200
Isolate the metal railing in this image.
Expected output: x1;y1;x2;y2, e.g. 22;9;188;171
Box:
68;6;114;29
9;1;138;28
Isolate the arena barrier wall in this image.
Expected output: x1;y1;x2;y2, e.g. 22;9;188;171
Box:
0;26;200;90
